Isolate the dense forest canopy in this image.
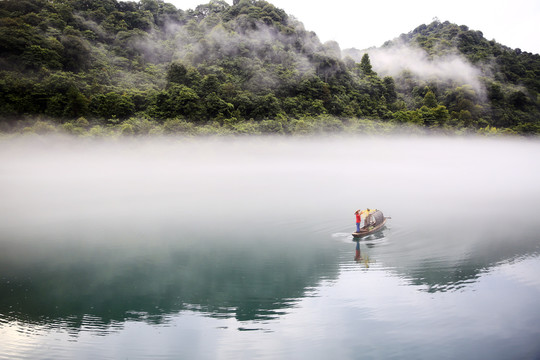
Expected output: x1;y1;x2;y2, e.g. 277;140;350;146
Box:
0;0;539;136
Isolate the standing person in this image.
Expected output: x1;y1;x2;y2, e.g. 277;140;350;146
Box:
363;208;372;229
359;208;370;229
355;210;362;232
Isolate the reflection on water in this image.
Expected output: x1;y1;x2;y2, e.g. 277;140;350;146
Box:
347;219;540;293
0;228;340;331
354;240;361;262
353;240;376;268
1;136;540;359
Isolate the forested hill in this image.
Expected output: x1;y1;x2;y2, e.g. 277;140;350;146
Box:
1;0;539;136
344;21;540;133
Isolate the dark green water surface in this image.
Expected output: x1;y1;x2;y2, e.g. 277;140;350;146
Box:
1;137;539;359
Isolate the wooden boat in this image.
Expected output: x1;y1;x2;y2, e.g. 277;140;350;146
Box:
352;210;388;238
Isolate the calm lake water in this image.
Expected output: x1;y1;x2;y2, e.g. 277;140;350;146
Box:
1;136;540;359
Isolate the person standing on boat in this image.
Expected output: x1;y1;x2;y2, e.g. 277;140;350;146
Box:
364;208;377;229
360;208;371;229
355;210;362;232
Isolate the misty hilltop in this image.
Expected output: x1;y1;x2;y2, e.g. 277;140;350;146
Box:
0;0;539;136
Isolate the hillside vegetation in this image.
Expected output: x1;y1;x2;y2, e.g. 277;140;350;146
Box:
0;0;539;136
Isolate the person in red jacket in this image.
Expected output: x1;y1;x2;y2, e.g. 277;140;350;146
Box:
355;209;362;232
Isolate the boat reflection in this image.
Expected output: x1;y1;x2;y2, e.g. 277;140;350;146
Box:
353;240;373;268
353;226;387;249
354;240;361;262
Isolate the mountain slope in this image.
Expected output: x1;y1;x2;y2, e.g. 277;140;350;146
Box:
344;20;540;132
0;1;538;135
387;20;540;94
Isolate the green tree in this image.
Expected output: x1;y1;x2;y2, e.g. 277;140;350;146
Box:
21;45;63;70
359;53;374;75
204;92;233;119
252;93;281;119
61;35;91;71
167;62;189;86
91;92;135;120
151;85;201;119
423;89;438;108
64;86;89;118
200;74;222;97
382;76;397;103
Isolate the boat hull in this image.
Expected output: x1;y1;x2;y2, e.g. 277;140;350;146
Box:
352;217;387;238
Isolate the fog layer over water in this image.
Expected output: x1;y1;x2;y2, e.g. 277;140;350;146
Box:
1;136;539;359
